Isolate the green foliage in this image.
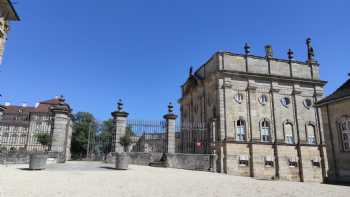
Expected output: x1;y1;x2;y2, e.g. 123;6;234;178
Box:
119;126;135;151
34;133;51;147
0;146;7;153
97;119;114;154
9;147;16;153
71;112;98;159
119;133;132;148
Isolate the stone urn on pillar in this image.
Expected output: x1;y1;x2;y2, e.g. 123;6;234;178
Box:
111;99;129;170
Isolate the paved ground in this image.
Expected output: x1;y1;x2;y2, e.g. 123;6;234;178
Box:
0;161;349;197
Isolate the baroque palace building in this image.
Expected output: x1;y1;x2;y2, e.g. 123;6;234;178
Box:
179;39;327;182
0;97;74;160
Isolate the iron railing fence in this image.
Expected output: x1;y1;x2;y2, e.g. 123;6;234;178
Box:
0;112;54;152
127;120;167;153
177;121;210;154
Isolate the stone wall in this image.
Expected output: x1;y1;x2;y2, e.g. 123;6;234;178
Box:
165;153;216;171
0;151;65;164
108;152;215;172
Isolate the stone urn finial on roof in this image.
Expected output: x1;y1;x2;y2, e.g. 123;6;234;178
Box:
288;48;294;60
167;102;174;114
117;99;124;112
244;42;250;55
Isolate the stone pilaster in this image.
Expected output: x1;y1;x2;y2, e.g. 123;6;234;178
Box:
50;96;72;161
111;99;129;153
163;103;177;154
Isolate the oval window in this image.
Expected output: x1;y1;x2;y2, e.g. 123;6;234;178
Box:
303;99;312;109
234;93;244;104
281;97;291;107
259;94;268;105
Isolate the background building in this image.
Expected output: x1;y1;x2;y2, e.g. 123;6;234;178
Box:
316;75;350;183
0;0;19;64
179;39;327;182
0;96;73;160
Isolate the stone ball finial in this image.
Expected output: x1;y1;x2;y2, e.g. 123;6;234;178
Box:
287;48;294;60
168;102;174;114
117;99;124;112
244;43;250;55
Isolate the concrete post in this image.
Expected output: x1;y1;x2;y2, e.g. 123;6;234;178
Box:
163;103;177;154
111;99;129;153
50;96;72;162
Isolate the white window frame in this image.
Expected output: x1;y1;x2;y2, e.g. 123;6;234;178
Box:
236;119;246;141
340;119;350;152
261;120;271;142
306;124;317;145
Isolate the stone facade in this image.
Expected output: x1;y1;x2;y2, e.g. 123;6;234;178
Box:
179;40;327;182
316;76;350;183
0;0;19;64
0;97;73;161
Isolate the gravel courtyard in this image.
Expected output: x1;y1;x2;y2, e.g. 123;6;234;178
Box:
0;161;349;197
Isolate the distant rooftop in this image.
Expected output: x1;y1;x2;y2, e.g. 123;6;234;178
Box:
316;75;350;106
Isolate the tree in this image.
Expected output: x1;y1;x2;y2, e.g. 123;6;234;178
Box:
71;112;98;159
34;133;51;151
97;119;114;155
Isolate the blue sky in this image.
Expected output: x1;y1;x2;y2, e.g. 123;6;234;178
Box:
1;0;349;121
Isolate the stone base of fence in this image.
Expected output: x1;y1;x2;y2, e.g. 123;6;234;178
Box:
0;151;66;165
165;153;216;172
107;152;216;172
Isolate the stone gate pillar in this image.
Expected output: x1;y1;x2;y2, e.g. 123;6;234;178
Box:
50;96;72;162
111;99;129;153
163;103;177;154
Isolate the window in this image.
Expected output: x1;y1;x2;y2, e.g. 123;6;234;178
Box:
281;97;291;108
338;117;350;151
288;157;298;167
239;155;249;166
259;94;268;105
312;158;321;167
307;124;316;145
261;119;271;142
236;119;246;141
303;99;313;109
234;93;244;104
284;122;294;144
265;156;274;167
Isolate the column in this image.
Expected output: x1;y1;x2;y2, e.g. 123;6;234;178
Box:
50;96;72;162
111;99;129;153
163;103;177;154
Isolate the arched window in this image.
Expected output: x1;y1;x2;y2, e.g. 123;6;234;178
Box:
284;122;294;144
261;119;271;142
306;124;316;145
338;117;350;151
236;119;246;141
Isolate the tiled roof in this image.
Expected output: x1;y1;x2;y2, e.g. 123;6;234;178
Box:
1;98;67;113
316;78;350;106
